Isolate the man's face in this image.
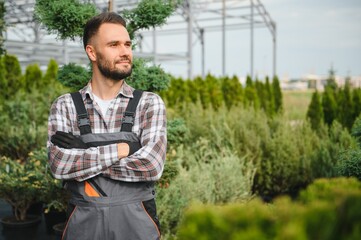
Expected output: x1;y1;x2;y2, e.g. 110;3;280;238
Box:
89;23;133;81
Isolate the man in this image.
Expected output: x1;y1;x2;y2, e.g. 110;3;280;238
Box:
47;12;166;240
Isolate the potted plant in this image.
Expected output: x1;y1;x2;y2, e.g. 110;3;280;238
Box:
0;150;48;228
42;174;69;234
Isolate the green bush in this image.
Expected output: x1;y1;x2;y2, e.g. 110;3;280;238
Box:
57;63;90;91
35;0;97;40
126;58;170;92
177;177;361;240
337;115;361;180
157;144;255;238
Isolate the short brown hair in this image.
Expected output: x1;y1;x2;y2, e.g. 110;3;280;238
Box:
83;12;127;49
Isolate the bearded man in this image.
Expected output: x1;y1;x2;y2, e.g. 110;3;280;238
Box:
47;12;166;240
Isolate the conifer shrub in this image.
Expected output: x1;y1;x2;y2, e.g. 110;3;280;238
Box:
1;54;23;100
177;177;361;240
156;141;255;238
24;63;43;92
126;58;170;92
337;115;361;180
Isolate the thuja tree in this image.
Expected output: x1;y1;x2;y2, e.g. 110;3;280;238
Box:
338;81;354;130
272;75;282;113
307;90;323;130
35;0;180;92
322;86;338;126
2;55;23;99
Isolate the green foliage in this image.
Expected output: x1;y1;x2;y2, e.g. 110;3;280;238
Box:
311;121;355;179
0;0;5;56
24;63;43;92
221;75;243;109
0;58;68;161
57;63;90;91
352;89;361;121
272;75;283;113
123;0;180;39
307;90;323;130
157;145;255;237
157;118;188;187
337;117;361;180
322;86;338;126
177;178;361;240
126;58;170;92
338;82;354;130
338;149;361;181
351;115;361;147
0;95;47;161
34;0;97;40
244;75;260;109
0;151;49;221
0;56;5;103
205;74;223;110
2;55;23;98
42;58;58;86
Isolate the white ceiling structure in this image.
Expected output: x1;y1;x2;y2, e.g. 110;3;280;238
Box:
4;0;276;78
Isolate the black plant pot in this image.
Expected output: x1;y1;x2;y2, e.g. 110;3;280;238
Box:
53;222;66;238
1;214;42;240
44;210;66;234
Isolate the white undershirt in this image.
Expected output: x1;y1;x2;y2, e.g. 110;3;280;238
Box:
93;94;113;116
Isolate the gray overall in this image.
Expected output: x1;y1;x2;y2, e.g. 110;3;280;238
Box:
61;90;161;240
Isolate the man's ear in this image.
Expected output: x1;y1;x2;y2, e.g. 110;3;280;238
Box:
85;45;96;61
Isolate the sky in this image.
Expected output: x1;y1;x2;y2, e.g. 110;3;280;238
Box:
140;0;361;80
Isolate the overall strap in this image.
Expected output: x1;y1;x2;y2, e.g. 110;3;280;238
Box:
70;92;92;135
121;90;143;132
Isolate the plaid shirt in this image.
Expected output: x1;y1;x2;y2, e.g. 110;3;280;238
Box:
47;81;167;182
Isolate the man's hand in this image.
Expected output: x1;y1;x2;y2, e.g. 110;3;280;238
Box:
51;131;88;149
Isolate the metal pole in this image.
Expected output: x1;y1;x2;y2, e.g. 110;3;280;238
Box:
200;28;205;78
250;0;254;79
222;0;226;76
108;0;113;12
187;0;193;79
272;21;277;77
63;40;68;65
153;28;157;64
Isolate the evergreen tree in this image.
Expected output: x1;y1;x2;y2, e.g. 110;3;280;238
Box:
221;76;232;109
186;79;198;103
2;54;23;99
194;75;211;108
322;86;337;126
307;90;323;130
272;75;283;113
221;75;243;109
352;89;361;122
244;75;259;109
42;59;58;86
338;81;354;130
24;64;43;92
206;74;222;110
325;66;338;91
254;79;266;110
230;75;243;104
265;76;275;117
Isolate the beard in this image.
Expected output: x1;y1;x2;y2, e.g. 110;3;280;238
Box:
96;52;132;82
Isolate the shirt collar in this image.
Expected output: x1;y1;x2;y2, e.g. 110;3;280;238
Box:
80;80;135;100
